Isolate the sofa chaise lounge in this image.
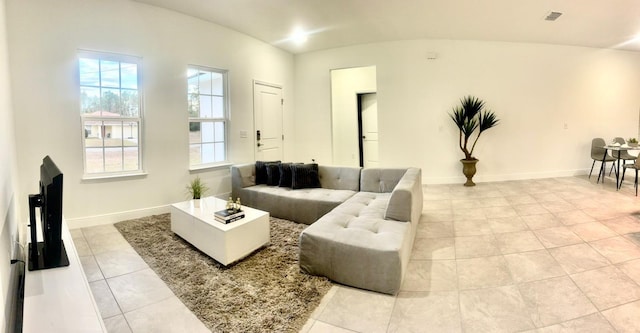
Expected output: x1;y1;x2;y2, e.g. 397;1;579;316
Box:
230;163;423;294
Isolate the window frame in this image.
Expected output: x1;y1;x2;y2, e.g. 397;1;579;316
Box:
78;50;145;179
187;65;230;170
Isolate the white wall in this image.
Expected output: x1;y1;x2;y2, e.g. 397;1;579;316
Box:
0;0;19;330
295;39;640;183
331;66;376;166
6;0;295;225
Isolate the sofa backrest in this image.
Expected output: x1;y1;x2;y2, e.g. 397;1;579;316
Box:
384;168;423;223
318;166;362;191
360;168;408;193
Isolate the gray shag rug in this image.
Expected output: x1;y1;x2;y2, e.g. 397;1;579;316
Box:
114;213;332;333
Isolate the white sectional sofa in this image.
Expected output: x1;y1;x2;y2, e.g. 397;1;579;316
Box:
230;163;423;294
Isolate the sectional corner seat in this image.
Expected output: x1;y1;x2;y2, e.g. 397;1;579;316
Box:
231;163;423;294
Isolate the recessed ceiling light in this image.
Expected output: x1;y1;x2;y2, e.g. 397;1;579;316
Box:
545;11;563;21
291;29;308;44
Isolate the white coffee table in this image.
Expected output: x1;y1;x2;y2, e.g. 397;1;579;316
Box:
170;196;270;266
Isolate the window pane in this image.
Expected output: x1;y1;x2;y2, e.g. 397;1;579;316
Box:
199;95;212;118
214;121;224;142
214;142;225;162
79;58;99;86
188;95;199;118
121;89;139;117
123;146;139;171
123;121;139;143
190;144;201;165
189;122;201;143
85;147;104;173
211;72;224;95
100;60;120;88
80;87;101;115
187;68;199;94
104;147;123;172
101;89;121;115
84;121;104;144
212;96;224;118
201;122;214;143
198;71;212;95
201;143;215;164
103;120;123;141
120;63;137;89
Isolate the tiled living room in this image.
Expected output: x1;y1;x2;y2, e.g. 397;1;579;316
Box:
4;1;640;333
75;175;640;332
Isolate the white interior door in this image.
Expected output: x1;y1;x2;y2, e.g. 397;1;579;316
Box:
253;81;283;161
361;93;379;167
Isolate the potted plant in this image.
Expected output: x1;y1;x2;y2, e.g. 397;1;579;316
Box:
449;96;500;186
628;138;638;147
186;176;208;207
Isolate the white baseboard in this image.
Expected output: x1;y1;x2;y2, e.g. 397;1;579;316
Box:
66;204;170;229
423;169;589;185
65;192;233;230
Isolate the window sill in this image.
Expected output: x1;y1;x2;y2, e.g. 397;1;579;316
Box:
189;162;232;172
82;171;148;181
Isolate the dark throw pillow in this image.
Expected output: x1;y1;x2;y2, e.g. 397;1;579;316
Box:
291;163;321;189
278;163;294;187
265;163;281;186
255;160;280;185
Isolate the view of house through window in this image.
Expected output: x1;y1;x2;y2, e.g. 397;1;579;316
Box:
188;66;228;167
79;51;142;175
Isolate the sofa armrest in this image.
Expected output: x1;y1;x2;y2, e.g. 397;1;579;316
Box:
231;163;256;192
384;168;423;223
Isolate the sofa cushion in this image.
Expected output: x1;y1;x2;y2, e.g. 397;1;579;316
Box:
236;185;356;225
318;166;361;191
291;163;321;189
255;160;280;185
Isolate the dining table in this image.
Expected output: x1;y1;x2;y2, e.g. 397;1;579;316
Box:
599;145;640;190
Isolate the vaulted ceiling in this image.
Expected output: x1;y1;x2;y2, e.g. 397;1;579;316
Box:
134;0;640;54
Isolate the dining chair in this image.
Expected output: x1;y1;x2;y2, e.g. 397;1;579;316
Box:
612;137;637;163
620;156;640;195
589;138;616;182
607;137;637;177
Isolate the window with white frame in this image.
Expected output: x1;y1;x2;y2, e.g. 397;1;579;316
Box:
78;51;142;175
187;66;228;167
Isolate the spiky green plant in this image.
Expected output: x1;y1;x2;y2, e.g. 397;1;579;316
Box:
449;96;500;160
186;176;208;199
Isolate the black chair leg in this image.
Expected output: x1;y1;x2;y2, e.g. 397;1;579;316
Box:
609;162;615;176
597;161;604;183
635;169;638;196
589;160;596;179
620;167;627;189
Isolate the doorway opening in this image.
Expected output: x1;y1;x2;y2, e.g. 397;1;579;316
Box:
357;93;378;167
330;66;377;167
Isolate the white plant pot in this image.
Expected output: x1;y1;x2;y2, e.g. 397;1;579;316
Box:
192;199;200;208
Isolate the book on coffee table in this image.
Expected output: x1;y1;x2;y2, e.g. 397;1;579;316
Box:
214;209;245;224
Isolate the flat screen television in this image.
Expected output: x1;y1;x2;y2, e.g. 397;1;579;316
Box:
28;156;69;271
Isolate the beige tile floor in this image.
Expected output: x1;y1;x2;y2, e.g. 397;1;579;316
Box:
72;174;640;332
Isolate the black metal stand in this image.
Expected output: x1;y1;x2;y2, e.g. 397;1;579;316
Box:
28;194;69;271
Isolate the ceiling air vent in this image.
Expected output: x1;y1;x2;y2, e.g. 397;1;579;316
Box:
545;11;563;21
